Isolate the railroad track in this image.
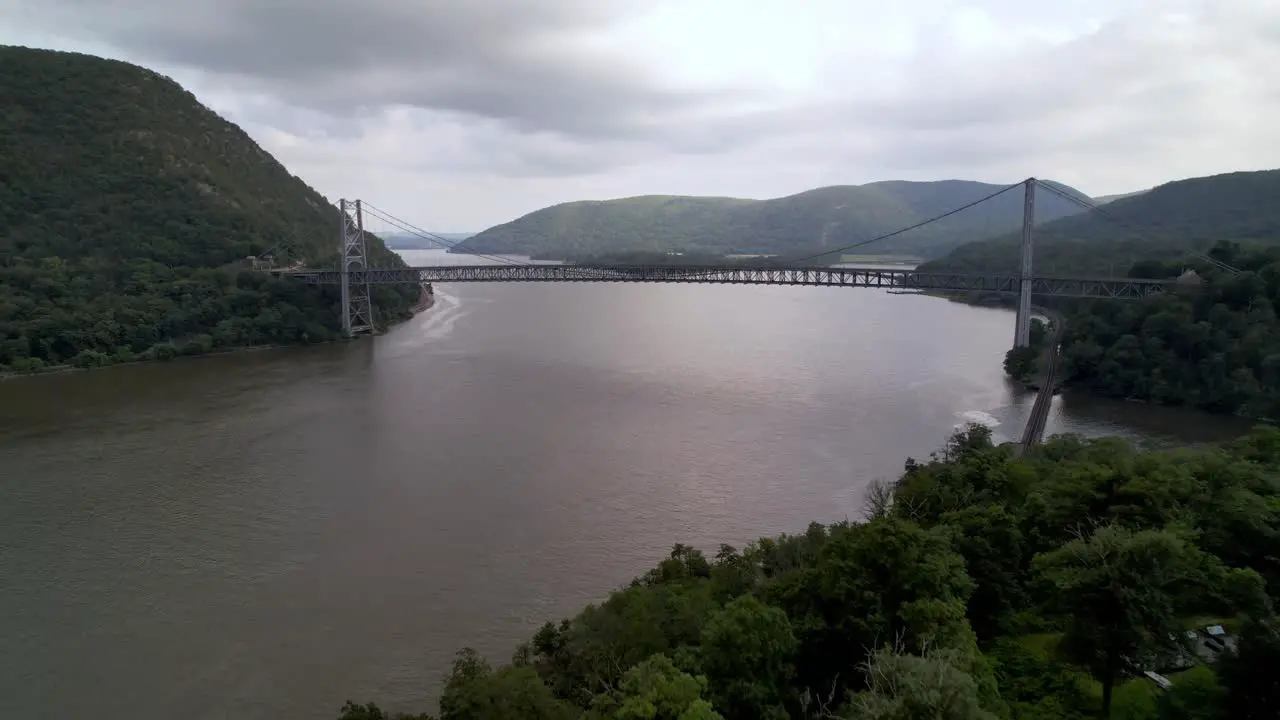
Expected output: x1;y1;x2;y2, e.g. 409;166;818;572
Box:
1017;316;1066;451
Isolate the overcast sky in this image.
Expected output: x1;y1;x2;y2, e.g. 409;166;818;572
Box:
3;0;1278;231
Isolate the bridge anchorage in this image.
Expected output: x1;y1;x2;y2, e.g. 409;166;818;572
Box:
298;179;1168;345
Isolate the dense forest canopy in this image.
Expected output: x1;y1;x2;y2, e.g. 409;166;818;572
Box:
0;45;417;373
339;424;1280;719
454;180;1092;261
1054;241;1280;419
920;169;1280;277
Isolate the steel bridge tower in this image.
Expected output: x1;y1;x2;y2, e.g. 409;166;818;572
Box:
1013;178;1036;348
339;199;374;336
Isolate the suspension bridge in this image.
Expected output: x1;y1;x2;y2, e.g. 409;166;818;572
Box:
272;177;1194;348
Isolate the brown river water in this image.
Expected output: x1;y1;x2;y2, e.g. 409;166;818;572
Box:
0;251;1250;719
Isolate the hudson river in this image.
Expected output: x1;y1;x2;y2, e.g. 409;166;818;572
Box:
0;250;1248;719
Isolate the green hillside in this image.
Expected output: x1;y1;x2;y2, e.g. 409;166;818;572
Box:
1056;241;1280;418
455;179;1093;261
920;169;1280;276
0;46;417;373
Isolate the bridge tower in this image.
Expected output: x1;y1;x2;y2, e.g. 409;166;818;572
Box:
339;199;374;335
1013;178;1036;348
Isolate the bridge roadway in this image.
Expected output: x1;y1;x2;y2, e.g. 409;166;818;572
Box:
275;264;1167;300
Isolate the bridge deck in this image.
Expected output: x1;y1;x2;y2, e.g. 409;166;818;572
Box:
273;264;1167;299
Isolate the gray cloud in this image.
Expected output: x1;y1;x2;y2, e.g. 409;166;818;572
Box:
3;0;1280;228
802;0;1280;179
9;0;754;140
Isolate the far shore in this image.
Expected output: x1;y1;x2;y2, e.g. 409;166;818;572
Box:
1;291;438;382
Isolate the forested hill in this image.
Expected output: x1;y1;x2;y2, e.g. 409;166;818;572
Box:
919;169;1280;276
0;46;416;373
1058;241;1280;419
454;179;1092;261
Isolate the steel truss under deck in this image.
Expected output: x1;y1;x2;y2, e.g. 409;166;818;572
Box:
275;264;1168;300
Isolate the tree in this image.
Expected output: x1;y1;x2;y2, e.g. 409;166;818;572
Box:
938;504;1028;641
771;516;975;702
1218;619;1280;720
1003;346;1039;381
337;701;436;720
585;654;723;720
699;595;797;719
987;639;1091;720
1033;526;1210;718
841;647;1001;720
1157;666;1226;720
439;648;573;720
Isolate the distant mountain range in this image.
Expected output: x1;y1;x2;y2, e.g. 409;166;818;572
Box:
920;169;1280;276
1093;190;1149;205
452;180;1095;261
377;232;476;250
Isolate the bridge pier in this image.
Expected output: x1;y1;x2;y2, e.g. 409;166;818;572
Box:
339;199;374;336
1013;178;1036;348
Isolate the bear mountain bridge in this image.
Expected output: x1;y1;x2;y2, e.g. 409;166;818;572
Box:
271;178;1180;349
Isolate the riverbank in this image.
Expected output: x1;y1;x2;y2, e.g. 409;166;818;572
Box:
409;283;436;315
1;283;442;381
0;340;344;382
0;295;439;382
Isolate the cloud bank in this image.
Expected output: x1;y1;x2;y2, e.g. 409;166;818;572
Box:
3;0;1278;230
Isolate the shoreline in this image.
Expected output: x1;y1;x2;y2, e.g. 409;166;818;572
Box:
0;341;339;382
408;283;436;315
1;286;440;382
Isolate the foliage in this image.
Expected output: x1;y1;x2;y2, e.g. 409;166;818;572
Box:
1003;346;1039;381
337;701;437;720
1033;525;1214;717
921;169;1280;277
1057;242;1280;418
987;639;1092;720
0;45;417;373
455;180;1091;261
1002;318;1049;382
1157;666;1226;720
1217;618;1280;719
438;649;575;720
584;654;722;720
842;647;1002;719
698;595;796;718
342;424;1280;719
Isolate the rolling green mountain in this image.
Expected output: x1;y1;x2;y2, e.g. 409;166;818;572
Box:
0;45;417;372
454;179;1094;261
920;169;1280;276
